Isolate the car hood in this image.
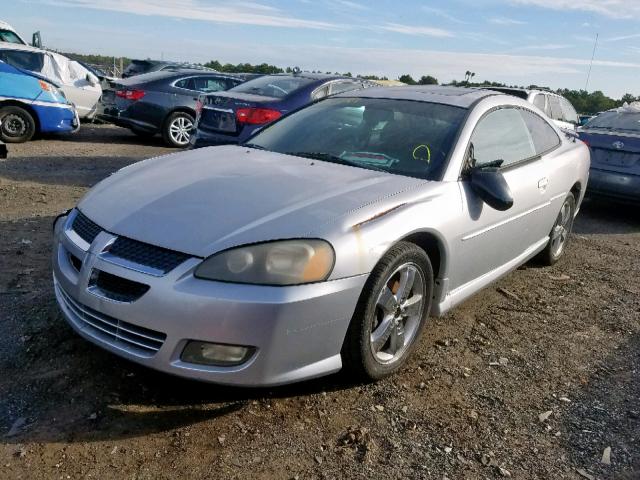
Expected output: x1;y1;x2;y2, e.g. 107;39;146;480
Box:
79;146;428;257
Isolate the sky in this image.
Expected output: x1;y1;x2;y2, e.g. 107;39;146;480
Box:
5;0;640;98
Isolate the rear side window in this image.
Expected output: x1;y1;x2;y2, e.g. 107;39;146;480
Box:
174;78;192;89
193;77;229;93
311;85;330;101
559;97;578;124
533;94;546;112
330;81;362;95
548;96;563;121
471;108;536;168
520;109;560;155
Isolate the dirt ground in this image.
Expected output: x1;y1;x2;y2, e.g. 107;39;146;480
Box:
1;125;639;480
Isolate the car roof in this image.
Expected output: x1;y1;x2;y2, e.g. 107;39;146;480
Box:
335;85;503;108
485;86;562;97
263;72;352;81
118;69;242;84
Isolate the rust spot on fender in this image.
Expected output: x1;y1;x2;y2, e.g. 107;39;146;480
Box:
351;203;407;229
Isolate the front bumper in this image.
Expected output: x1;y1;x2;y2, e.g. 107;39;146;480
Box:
52;213;366;386
33;102;79;134
587;167;640;203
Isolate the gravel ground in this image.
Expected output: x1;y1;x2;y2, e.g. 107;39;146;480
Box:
0;125;638;479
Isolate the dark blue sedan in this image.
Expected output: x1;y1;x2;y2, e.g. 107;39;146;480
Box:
579;106;640;203
190;73;370;148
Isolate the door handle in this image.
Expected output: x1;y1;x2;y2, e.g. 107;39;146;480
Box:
538;177;548;191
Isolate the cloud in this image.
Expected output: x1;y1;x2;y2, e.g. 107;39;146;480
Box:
488;16;527;25
331;0;368;10
37;0;344;30
511;0;640;20
421;6;468;24
380;23;455;38
604;33;640;42
515;44;575;50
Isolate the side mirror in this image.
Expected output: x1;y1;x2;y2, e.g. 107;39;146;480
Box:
31;31;42;49
469;165;513;211
86;73;99;86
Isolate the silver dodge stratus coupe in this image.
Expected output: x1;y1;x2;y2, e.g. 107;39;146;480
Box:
52;86;590;386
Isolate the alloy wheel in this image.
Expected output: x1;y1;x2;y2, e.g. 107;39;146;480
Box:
550;199;572;258
168;116;193;146
369;262;425;364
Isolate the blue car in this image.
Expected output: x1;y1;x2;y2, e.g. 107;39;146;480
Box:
191;73;369;148
0;60;78;143
578;106;640;203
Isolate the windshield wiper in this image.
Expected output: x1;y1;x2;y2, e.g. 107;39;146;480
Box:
286;151;387;172
243;143;267;150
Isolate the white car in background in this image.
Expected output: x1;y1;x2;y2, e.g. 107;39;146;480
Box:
0;20;27;45
488;88;579;131
0;42;101;119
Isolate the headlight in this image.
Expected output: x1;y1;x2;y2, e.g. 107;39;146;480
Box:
194;239;335;285
38;79;63;97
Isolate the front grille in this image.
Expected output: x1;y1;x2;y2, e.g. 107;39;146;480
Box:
72;211;102;245
108;237;189;274
56;283;166;357
91;270;150;302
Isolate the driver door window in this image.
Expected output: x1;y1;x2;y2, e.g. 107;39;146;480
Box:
470;108;536;168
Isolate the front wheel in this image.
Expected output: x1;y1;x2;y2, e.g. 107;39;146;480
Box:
342;242;433;381
0;106;36;143
538;192;576;266
162;112;194;148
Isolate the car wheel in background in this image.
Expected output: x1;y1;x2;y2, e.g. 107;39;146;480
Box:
162;112;194;148
538;192;576;266
0;106;36;143
342;241;433;381
130;127;156;139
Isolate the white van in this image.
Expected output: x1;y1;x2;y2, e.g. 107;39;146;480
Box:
488;87;579;131
0;20;27;45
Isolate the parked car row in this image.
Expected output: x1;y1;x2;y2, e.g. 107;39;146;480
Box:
52;85;591;386
97;69;248;147
0;42;102;119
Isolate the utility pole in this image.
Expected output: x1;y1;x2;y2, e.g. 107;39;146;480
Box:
585;33;599;92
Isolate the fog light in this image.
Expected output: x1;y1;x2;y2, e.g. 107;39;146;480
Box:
181;341;254;366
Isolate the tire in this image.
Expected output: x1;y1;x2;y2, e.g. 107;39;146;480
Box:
342;241;434;381
538;192;576;266
130;127;156;138
162;111;194;148
0;106;36;143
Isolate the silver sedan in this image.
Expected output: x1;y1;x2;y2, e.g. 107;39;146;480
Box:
52;86;590;386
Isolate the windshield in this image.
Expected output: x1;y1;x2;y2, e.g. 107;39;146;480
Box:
247;97;467;180
0;29;24;45
230;75;315;99
585;111;640;133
